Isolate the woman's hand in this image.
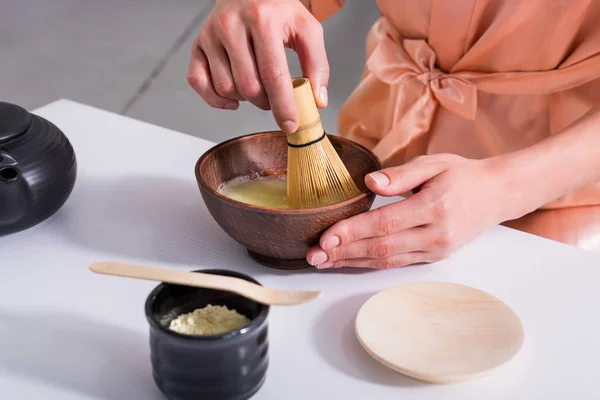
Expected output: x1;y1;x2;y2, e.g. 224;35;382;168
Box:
187;0;329;134
306;154;510;269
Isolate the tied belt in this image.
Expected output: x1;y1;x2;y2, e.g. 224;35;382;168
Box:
365;22;476;163
369;32;477;120
361;18;600;164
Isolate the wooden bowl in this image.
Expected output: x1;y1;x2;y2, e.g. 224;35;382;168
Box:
195;131;382;270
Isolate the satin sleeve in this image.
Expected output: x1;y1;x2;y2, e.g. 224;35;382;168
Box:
310;0;345;21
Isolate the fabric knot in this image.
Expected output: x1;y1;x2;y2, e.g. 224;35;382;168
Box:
367;33;478;121
418;68;444;84
344;18;481;165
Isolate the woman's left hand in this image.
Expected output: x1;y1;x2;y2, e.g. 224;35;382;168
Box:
306;154;510;269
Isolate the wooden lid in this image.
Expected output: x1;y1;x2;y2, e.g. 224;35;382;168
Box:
355;282;524;384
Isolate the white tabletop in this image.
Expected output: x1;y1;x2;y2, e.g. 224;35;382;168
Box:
2;99;600;400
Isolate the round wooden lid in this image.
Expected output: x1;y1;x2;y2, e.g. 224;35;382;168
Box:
355;282;524;384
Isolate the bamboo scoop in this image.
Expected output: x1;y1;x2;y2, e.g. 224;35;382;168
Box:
286;77;361;208
89;262;321;306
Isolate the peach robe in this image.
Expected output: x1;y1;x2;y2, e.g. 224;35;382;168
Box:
311;0;600;251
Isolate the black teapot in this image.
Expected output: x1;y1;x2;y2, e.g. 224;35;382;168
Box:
0;102;77;236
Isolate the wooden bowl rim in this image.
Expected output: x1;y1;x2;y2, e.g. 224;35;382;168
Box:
195;130;382;215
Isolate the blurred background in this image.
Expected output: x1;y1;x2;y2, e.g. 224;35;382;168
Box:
0;0;380;142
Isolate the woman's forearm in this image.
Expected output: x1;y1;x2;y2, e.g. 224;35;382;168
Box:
494;106;600;221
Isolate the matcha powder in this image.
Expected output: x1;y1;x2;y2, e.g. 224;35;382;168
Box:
169;304;250;336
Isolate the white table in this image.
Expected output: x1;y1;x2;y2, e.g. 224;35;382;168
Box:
2;99;600;400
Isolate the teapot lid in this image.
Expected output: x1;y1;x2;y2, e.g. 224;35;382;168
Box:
0;102;32;144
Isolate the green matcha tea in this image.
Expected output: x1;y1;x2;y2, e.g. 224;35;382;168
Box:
219;175;289;209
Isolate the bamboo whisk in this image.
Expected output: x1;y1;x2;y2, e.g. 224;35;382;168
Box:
286;78;361;208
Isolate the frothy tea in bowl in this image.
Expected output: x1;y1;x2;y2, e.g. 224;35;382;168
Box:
219;174;289;209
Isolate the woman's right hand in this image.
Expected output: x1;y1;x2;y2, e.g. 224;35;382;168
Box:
188;0;329;134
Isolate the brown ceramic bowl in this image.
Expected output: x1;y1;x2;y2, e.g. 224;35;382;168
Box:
195;131;382;270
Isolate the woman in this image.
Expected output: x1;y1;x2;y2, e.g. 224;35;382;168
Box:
188;0;600;269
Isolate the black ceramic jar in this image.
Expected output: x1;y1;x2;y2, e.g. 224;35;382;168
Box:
0;102;77;236
145;269;270;400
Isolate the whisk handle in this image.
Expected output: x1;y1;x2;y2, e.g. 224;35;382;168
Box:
288;77;324;146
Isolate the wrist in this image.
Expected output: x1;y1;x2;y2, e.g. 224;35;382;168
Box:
483;107;600;224
483;152;543;223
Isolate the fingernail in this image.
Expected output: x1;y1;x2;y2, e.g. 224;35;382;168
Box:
367;172;390;186
309;251;328;266
223;102;238;110
281;120;297;133
320;86;328;106
322;236;340;250
317;261;334;269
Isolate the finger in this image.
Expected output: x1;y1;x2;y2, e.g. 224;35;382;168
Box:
251;26;297;133
218;27;270;110
317;252;429;270
188;44;239;110
365;154;457;197
316;198;433;250
294;17;329;108
200;33;244;101
320;227;430;263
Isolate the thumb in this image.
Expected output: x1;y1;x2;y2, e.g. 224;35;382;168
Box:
294;19;330;108
365;157;450;196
